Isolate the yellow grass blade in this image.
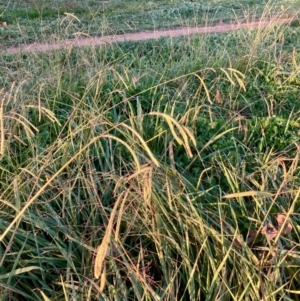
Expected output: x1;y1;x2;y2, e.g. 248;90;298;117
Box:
201;127;238;152
94;192;123;279
222;191;272;199
99;265;107;293
0;266;43;280
63;12;81;22
39;291;52;301
220;68;236;87
149;112;195;157
193;73;213;104
102;134;141;171
120;123;160;167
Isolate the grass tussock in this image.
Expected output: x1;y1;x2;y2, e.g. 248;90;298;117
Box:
0;8;300;301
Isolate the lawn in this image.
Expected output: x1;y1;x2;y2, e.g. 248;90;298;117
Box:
1;0;300;47
0;1;300;301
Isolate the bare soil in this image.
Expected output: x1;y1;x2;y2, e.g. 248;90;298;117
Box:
2;17;293;55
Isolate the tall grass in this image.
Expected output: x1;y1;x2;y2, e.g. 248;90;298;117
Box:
0;8;300;301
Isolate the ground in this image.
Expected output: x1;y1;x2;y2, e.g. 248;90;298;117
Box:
0;1;300;301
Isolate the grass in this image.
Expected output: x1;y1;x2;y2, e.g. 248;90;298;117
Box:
0;0;300;47
1;1;300;301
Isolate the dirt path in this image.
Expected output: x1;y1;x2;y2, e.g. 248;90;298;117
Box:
2;18;293;55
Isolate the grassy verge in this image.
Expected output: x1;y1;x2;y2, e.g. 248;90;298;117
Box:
0;0;300;48
1;7;300;301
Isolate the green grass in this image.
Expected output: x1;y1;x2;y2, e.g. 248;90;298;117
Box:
1;2;300;301
0;0;300;47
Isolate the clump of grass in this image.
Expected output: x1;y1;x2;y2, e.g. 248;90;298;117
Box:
1;7;300;301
